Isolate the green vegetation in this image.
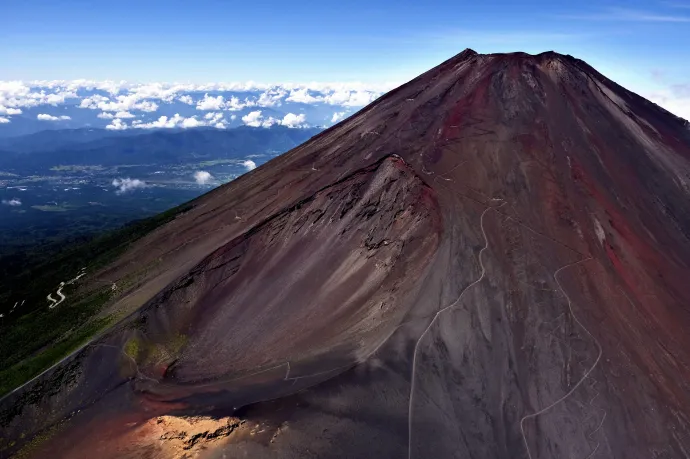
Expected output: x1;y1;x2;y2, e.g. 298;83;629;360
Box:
0;200;195;397
0;307;113;397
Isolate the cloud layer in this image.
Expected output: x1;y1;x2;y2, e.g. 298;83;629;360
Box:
0;80;391;130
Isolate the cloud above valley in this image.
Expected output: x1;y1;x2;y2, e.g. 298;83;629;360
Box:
1;198;21;206
241;111;306;128
193;171;214;185
37;113;71;121
242;160;257;171
112;178;147;194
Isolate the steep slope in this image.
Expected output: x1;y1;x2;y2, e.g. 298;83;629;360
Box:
2;49;690;459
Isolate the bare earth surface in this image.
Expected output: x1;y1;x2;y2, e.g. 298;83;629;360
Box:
2;49;690;458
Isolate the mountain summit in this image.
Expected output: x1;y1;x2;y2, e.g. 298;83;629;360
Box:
2;50;690;458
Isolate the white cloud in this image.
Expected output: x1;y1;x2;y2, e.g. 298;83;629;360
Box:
105;119;128;130
242;110;274;127
138;114;181;129
286;88;323;104
0;82;79;109
242;160;257;171
331;111;346;123
1;198;21;206
241;110;309;128
323;89;379;106
135;113;194;129
193;171;214;185
0;80;396;131
256;88;287;107
178;95;194;105
225;95;256;111
44;91;78;105
195;94;256;111
196;94;225;111
109;112;229;130
37;113;71;121
241;111;261;127
182;117;201;128
0;82;77;110
204;112;222;120
0;106;21;115
112;178;147;194
203;112;228;128
280;113;307;128
114;110;135;119
79;94;110;108
127;82;187;102
80;94;158;112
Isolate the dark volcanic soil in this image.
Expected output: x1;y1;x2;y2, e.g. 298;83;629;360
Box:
2;49;690;459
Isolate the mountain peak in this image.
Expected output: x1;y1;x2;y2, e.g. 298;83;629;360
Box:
457;48;478;58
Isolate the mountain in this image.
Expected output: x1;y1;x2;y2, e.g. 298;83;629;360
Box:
1;49;689;458
0;128;139;153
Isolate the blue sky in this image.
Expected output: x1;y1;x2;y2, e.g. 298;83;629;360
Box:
1;0;689;117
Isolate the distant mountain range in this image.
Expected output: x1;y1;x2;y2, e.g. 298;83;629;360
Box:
0;126;323;172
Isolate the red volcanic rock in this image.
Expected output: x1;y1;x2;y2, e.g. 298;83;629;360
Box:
2;49;690;459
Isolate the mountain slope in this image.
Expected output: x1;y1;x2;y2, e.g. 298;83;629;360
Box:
2;49;690;459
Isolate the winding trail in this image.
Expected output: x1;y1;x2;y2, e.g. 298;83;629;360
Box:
407;201;505;459
519;256;604;459
54;283;66;306
46;268;86;309
46;293;58;308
